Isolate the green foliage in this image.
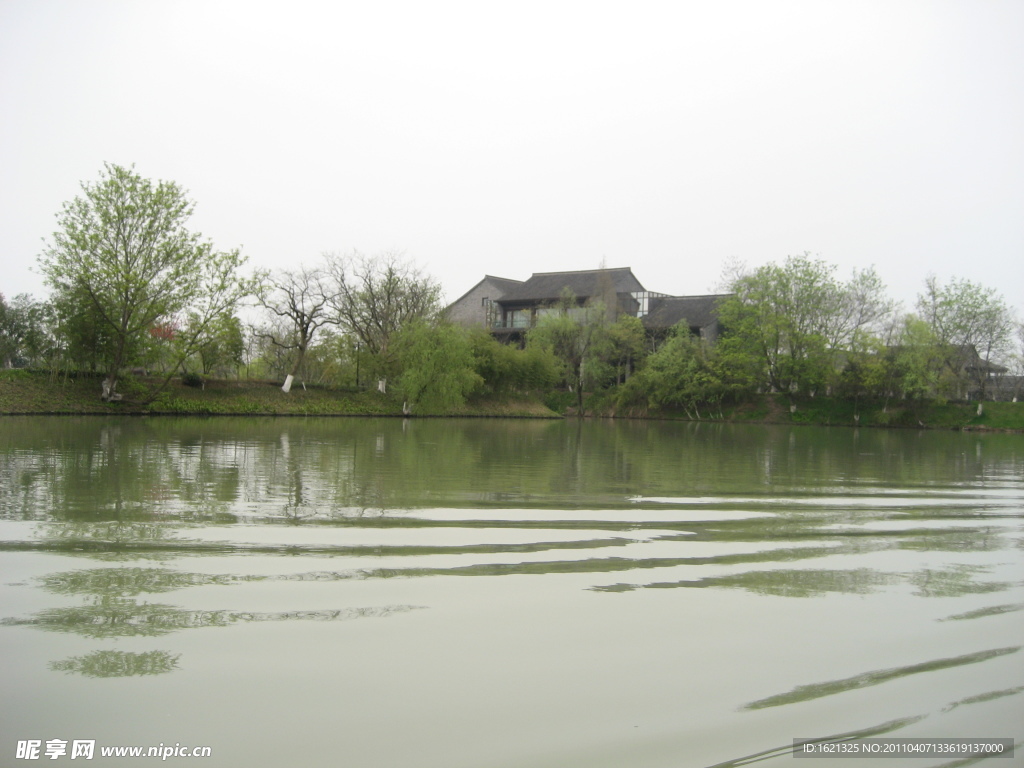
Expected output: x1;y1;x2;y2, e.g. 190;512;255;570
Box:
542;388;577;415
888;316;944;401
193;314;245;377
391;320;482;412
0;293;53;368
469;331;559;395
526;289;614;413
716;255;893;396
621;323;730;418
0;367;32;381
835;334;888;401
595;314;647;387
48;285;117;373
916;276;1016;399
293;329;356;387
181;372;204;388
38;164;257;400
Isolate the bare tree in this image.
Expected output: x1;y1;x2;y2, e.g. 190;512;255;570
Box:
255;265;337;392
831;267;897;348
325;251;442;383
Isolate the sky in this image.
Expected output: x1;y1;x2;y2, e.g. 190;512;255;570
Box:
2;0;1022;316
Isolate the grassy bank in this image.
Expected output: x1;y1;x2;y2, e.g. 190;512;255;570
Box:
2;370;1022;430
597;392;1024;431
0;370;559;418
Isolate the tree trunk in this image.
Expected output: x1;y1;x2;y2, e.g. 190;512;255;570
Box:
282;342;307;393
575;368;584;416
101;334;131;401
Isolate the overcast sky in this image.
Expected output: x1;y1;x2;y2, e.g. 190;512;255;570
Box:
2;0;1022;316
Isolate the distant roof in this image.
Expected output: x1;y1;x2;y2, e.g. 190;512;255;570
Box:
885;343;1009;374
498;267;646;303
482;275;525;294
447;274;523;306
643;294;730;329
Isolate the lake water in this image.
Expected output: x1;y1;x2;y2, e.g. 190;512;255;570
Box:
1;416;1022;767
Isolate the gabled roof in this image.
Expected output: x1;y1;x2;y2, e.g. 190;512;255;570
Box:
643;294;729;330
481;275;524;294
497;267;646;303
884;344;1008;373
447;274;523;306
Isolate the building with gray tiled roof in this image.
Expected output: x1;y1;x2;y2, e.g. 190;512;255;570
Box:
448;267;730;344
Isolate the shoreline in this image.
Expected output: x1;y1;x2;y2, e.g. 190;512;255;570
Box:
2;371;1022;431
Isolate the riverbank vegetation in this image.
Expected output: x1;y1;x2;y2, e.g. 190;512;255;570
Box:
2;165;1023;429
2;369;1022;431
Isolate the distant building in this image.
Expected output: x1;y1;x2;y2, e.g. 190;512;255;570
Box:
445;275;524;329
643;294;725;344
447;267;729;344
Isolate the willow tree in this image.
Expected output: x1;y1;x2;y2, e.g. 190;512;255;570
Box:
390;320;482;413
527;289;611;415
39;163;255;400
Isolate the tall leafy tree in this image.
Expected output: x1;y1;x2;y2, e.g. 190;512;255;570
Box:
527;289;610;414
1009;321;1024;401
716;255;892;396
597;314;647;386
0;293;21;368
0;293;52;369
916;276;1015;400
888;315;944;402
38;163;255;400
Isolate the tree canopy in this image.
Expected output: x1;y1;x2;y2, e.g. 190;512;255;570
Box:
255;264;337;392
916;276;1015;399
326;251;442;359
716;255;893;395
38;163;255;399
324;250;442;386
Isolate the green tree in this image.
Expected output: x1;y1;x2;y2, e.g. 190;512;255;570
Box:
193;313;245;378
391;320;481;413
47;284;116;373
526;289;610;414
623;322;727;418
0;293;20;368
716;255;892;396
888;315;944;402
916;276;1016;400
38;164;255;400
597;314;647;387
1009;321;1024;401
468;330;559;396
0;293;52;368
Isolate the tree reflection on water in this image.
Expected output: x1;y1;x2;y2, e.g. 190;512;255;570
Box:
50;650;181;678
